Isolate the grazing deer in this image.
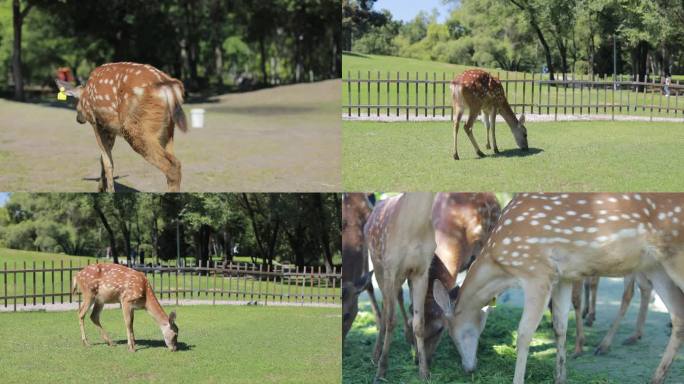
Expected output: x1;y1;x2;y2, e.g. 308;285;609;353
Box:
450;69;528;160
342;193;380;341
56;62;187;192
433;193;684;384
397;193;501;365
365;192;436;381
72;263;178;352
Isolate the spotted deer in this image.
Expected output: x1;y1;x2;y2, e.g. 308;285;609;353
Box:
56;62;187;192
364;192;436;381
397;193;501;365
433;193;684;384
342;193;380;341
72;263;179;352
450;69;528;160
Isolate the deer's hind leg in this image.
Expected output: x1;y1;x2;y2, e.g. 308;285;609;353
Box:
122;302;136;352
452;108;463;160
482;112;491;150
489;107;500;154
90;300;114;346
78;291;95;346
463;108;486;158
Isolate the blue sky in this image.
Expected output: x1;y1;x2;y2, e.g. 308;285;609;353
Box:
0;192;9;207
374;0;452;23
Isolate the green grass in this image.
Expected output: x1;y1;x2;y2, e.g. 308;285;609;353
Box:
342;53;682;118
343;301;682;384
0;305;340;384
342;120;684;191
0;249;340;307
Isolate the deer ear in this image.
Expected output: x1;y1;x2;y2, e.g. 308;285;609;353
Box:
65;86;84;99
169;311;176;324
433;280;454;316
519;113;526;125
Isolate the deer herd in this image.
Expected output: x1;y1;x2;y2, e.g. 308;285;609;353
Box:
343;192;684;384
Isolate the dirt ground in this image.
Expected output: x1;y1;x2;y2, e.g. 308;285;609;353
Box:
0;80;340;192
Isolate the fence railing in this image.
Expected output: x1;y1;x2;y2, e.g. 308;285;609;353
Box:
0;260;341;311
342;71;684;121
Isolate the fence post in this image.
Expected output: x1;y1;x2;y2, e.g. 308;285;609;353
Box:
396;71;400;117
357;70;360;117
4;262;7;308
32;261;36;306
650;75;655;121
415;71;419;118
522;72;526;115
530;72;535;115
386;71;390;117
14;262;17;312
69;260;72;304
433;72;437;118
347;70;351;117
555;80;559;121
367;70;371;117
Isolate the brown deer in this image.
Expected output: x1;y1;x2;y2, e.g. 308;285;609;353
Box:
433;193;684;384
72;263;179;352
397;193;501;365
450;69;528;160
364;192;436;382
342;193;380;341
56;62;187;192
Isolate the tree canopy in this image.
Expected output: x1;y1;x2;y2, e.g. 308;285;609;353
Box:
344;0;684;79
2;0;341;100
0;193;341;269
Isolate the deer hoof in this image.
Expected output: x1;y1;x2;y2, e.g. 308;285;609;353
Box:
622;335;640;345
128;346;136;353
594;345;610;356
571;350;583;359
82;340;90;347
485;143;491;150
494;147;500;154
476;151;486;158
453;154;460;160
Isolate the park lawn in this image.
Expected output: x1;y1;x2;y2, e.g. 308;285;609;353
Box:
342;120;684;191
342;53;680;119
0;249;340;307
0;305;341;384
343;301;681;384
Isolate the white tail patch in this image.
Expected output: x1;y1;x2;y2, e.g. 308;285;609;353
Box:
450;83;464;109
133;87;145;96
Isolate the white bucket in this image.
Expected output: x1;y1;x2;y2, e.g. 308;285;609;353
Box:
190;108;205;128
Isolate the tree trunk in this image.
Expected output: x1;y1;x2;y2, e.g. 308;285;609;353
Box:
259;36;268;84
11;0;32;101
313;195;334;273
92;197;118;264
508;0;555;80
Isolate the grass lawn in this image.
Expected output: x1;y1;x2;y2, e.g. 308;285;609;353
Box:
342;120;684;191
0;249;340;307
0;305;340;384
344;297;682;384
342;53;682;119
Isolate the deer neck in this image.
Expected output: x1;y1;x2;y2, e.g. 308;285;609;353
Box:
497;101;519;131
144;285;170;327
456;255;513;312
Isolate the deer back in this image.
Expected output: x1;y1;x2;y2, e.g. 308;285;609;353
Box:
75;264;148;305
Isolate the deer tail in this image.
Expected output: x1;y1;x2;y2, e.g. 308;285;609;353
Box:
71;277;79;295
160;81;187;134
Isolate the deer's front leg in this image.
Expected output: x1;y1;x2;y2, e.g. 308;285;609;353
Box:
551;281;572;384
78;293;95;346
410;271;430;380
453;111;463;160
463;111;486;158
571;281;585;357
122;302;136;352
514;280;552;384
482;112;491;150
93;126;115;192
490;108;500;154
595;274;635;355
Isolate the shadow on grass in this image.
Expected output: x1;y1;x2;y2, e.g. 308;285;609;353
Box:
343;51;371;59
81;175;140;193
114;339;194;351
207;104;323;116
491;147;544;158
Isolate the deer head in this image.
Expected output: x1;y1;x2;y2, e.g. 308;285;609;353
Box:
433;280;489;373
162;311;179;351
342;271;373;338
55;79;86;124
513;113;529;151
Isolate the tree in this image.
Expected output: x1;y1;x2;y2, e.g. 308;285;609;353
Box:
11;0;34;100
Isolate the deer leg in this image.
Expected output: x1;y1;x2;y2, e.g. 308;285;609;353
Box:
397;288;414;346
482;112;491;150
366;283;382;328
90;300;114;346
463;110;486;158
78;293;95;346
513;279;552;384
584;276;599;326
624;274;653;345
452;111;463;160
410;270;430;380
122;302;136;352
374;279;397;382
571;281;585;357
490;108;500;154
135;139;182;192
643;267;684;384
93;127;115;193
551;281;572;384
595;274;635;355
